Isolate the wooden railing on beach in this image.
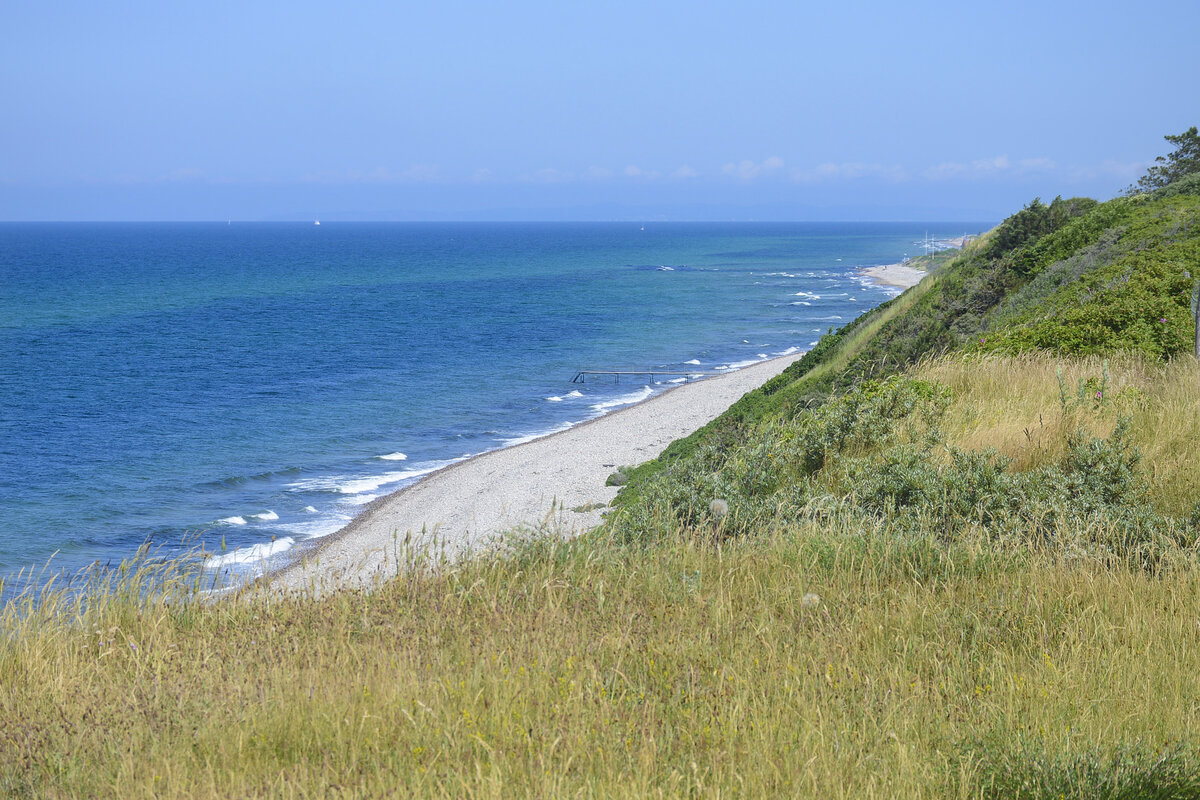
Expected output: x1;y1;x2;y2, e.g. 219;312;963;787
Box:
571;370;706;384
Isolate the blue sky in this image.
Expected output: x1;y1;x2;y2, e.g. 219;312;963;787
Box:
2;0;1196;221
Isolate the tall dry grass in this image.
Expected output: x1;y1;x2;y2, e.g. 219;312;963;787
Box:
913;351;1200;515
3;518;1199;798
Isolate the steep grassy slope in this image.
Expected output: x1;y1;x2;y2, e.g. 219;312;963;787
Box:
618;182;1200;503
5;484;1200;799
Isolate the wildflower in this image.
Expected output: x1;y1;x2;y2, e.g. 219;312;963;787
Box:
709;498;729;519
1160;317;1167;323
1096;391;1102;400
802;592;820;608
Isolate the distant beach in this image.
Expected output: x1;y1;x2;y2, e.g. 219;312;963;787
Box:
858;233;974;289
859;262;929;289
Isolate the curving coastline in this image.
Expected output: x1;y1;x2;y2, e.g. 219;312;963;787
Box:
271;353;804;594
858;262;928;289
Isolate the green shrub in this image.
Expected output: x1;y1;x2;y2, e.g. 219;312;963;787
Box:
609;375;1192;569
970;739;1200;800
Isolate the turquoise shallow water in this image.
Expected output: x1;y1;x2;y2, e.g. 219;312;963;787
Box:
0;221;981;594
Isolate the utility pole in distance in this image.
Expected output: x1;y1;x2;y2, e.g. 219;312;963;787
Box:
1193;281;1199;360
1189;271;1200;360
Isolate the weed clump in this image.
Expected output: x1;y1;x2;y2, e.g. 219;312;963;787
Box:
608;364;1197;570
969;739;1200;800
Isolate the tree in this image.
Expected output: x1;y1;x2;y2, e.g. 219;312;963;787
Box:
1131;126;1200;193
986;197;1053;259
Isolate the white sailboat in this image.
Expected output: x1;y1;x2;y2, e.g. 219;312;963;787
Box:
314;218;321;226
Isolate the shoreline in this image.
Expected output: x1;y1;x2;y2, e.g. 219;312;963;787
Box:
858;262;929;289
857;233;974;289
270;353;804;594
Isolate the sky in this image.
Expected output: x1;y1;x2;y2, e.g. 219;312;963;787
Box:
2;0;1197;222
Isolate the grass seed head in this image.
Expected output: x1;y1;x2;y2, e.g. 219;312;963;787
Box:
710;499;730;520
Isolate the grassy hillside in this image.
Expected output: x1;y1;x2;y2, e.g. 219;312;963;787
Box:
6;501;1200;799
619;181;1200;498
2;171;1198;798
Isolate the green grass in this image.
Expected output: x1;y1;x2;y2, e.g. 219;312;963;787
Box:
4;515;1200;798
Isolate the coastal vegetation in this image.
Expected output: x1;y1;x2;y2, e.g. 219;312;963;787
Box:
2;134;1199;798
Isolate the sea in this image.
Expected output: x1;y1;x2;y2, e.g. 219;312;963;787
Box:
0;221;982;598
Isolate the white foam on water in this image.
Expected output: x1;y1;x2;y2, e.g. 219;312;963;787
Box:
815;315;844;321
249;510;279;521
565;390;583;398
656;266;675;271
761;272;797;278
667;377;687;384
794;291;821;299
499;421;574;447
714;358;763;371
344;493;381;506
590;385;653;412
809;340;820;346
684;359;701;365
217;516;247;526
302;506;318;513
331;473;416;495
791;301;812;306
376;452;408;461
278;515;351;539
757;353;768;358
774;346;801;356
205;537;295;568
546;395;564;402
287;458;463;496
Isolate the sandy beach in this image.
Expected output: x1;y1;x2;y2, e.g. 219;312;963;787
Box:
859;262;928;289
272;353;804;593
858;234;975;289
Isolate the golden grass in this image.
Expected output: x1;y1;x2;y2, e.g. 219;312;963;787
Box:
3;520;1199;798
913;351;1200;515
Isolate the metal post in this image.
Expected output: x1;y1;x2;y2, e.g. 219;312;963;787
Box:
1193;283;1199;360
1189;271;1199;360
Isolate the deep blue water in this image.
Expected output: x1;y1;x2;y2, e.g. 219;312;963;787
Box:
0;221;981;594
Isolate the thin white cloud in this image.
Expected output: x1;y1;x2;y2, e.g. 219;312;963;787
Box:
299;165;442;184
1069;159;1145;181
1018;157;1055;171
110;167;211;185
399;164;440;182
584;166;614;180
722;156;785;181
794;162;908;182
922;155;1025;180
973;155;1010;171
622;165;662;179
791;154;1063;184
520;168;576;184
670;165;700;179
922;161;968;179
